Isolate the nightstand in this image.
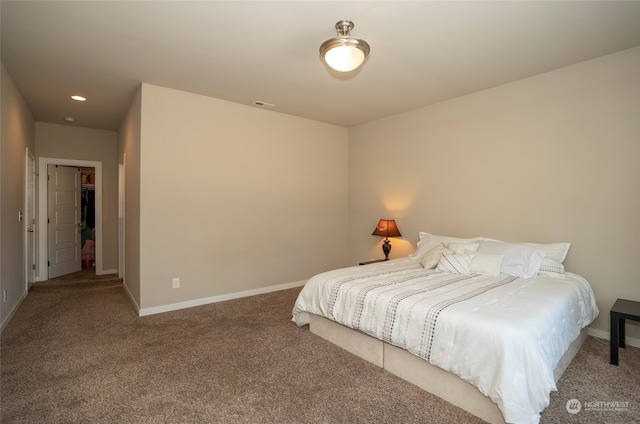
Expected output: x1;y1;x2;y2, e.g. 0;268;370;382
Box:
359;259;388;266
610;298;640;365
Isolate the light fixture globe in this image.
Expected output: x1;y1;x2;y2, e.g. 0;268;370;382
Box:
320;20;370;72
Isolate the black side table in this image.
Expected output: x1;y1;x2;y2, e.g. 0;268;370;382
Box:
610;298;640;365
359;259;388;266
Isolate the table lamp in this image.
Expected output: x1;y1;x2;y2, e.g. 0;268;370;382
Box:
371;219;401;260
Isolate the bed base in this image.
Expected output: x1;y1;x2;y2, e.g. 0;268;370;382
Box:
309;314;588;424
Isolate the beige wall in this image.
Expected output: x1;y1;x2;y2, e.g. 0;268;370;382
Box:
137;84;348;310
348;47;640;338
1;64;35;328
118;86;142;308
35;123;119;273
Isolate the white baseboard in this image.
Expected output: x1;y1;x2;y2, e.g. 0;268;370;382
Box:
138;280;307;317
0;290;28;333
588;327;640;348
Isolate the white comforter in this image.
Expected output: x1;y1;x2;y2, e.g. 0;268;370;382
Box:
292;258;599;424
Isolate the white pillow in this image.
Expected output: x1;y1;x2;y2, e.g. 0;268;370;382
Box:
483;237;571;264
436;254;472;275
412;232;482;262
477;241;545;278
469;253;504;276
419;243;454;269
447;242;479;254
537;257;566;279
524;242;571;264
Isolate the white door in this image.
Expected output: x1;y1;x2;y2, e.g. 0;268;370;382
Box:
118;161;125;279
48;165;82;278
25;151;36;289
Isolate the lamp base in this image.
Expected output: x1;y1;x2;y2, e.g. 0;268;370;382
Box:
382;239;392;260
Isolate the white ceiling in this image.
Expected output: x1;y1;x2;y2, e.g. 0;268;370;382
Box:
2;1;640;131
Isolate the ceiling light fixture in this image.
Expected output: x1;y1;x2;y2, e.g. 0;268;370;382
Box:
71;95;86;102
320;20;370;72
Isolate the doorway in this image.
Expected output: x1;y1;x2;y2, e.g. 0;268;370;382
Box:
37;157;104;281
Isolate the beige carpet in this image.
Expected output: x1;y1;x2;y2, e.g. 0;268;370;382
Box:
1;274;638;423
42;267;122;285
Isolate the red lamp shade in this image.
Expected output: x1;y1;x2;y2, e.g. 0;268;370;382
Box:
371;219;402;239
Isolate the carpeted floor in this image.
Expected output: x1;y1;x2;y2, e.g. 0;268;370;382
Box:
1;274;638;423
43;266;122;285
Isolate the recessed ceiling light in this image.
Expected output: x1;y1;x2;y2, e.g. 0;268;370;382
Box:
64;117;75;123
71;95;86;102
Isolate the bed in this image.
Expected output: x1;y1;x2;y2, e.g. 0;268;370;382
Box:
292;233;599;424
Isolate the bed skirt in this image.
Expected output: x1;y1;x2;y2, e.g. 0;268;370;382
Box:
309;314;588;424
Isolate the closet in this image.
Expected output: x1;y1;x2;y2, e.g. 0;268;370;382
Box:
80;167;96;267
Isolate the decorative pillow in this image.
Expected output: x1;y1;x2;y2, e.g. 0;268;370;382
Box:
469;253;504;276
419;243;454;269
436;254;472;275
412;232;482;263
537;257;566;279
447;242;479;254
477;241;545;278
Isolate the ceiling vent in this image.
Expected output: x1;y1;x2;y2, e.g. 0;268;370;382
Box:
253;101;275;109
